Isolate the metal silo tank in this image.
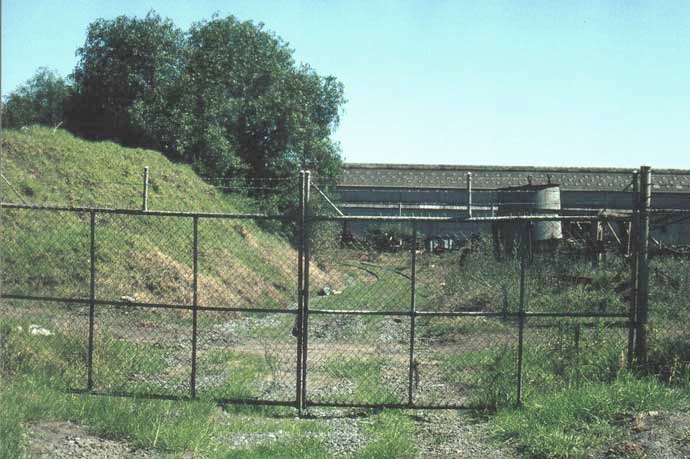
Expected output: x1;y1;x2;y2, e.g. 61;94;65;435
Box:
494;183;563;257
532;185;563;241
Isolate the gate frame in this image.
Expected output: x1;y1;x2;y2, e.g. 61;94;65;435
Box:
295;207;631;411
2;191;643;412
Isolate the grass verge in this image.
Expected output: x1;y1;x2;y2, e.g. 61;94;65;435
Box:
492;373;690;458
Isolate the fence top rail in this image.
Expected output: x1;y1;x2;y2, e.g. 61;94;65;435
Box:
3;201;686;221
308;214;624;223
0;202;290;220
339;206;690;214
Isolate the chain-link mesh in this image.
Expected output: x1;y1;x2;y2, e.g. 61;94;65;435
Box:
1;208;90;299
305;218;412;406
415;228;521;314
196;310;297;402
1;208;91;392
522;317;629;398
1;207;300;405
646;210;690;387
197;218;297;309
4;201;686;410
305;218;520;408
95;214;194;305
414;315;518;408
305;314;410;406
92;306;192;397
0;300;88;391
308;219;413;313
518;240;633;399
302;216;637;408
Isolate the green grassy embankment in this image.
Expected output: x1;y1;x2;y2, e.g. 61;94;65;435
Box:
1;126;303;307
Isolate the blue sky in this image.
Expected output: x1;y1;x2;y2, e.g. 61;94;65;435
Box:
2;0;689;168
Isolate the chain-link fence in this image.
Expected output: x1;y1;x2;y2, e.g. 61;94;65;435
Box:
303;213;636;409
1;168;688;411
645;207;690;388
1;205;300;406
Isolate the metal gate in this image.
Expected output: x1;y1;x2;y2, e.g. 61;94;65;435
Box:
296;216;520;410
2;174;640;412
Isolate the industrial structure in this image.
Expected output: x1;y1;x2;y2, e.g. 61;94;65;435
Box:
335;163;690;244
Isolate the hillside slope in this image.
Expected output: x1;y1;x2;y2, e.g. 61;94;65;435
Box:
1;127;255;212
0;127;303;308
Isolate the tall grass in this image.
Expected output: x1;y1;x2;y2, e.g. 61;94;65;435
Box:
493;374;690;458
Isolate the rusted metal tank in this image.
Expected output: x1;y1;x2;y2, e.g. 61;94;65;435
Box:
496;183;563;241
493;182;562;257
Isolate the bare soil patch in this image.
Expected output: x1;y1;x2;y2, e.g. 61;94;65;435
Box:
605;410;690;459
26;421;157;458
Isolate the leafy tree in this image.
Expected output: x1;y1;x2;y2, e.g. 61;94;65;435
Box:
1;68;70;128
181;16;345;208
7;12;345;211
69;11;185;148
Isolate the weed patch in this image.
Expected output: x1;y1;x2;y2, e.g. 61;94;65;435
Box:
492;374;690;458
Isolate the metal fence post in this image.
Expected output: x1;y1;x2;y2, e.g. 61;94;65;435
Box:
467;172;473;218
142;167;149;211
191;215;199;398
516;223;528;407
296;171;305;414
87;209;96;391
574;324;581;388
590;220;601;268
301;170;311;410
627;171;639;369
635;166;652;366
407;222;417;407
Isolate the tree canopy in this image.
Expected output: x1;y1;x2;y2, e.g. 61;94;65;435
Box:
2;12;345;210
1;68;70;129
68;12;185;149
